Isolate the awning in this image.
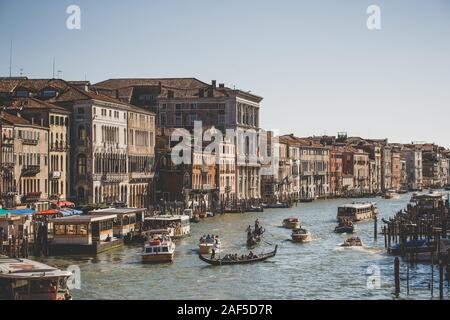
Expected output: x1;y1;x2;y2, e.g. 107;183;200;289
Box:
55;201;75;208
8;209;35;215
58;209;82;216
0;209;10;216
34;209;59;215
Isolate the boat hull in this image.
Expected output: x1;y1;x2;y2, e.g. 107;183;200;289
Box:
283;221;300;229
141;253;174;263
291;233;312;243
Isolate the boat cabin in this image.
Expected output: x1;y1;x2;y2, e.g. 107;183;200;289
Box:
0;256;72;300
337;203;378;222
89;208;146;238
413;192;447;216
144;215;190;239
50;214;123;255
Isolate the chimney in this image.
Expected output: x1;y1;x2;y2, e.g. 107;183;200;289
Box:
199;88;204;98
219;83;224;88
211;80;216;88
168;90;174;99
158;81;162;93
115;89;119;99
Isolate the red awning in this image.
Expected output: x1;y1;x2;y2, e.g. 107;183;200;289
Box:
34;209;59;215
55;201;75;207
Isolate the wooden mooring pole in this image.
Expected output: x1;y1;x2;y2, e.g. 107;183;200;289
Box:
394;257;400;297
374;216;378;241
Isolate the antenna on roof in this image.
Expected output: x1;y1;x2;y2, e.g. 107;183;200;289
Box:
9;40;13;77
52;57;56;78
57;70;62;79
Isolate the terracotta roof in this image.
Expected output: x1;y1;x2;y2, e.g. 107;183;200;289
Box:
93;78;262;102
0;112;31;126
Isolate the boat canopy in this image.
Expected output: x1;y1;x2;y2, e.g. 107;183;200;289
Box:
7;209;35;215
59;209;83;216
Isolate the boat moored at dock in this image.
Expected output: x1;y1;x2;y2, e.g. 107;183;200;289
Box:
144;215;190;239
50;214;124;255
337;203;378;223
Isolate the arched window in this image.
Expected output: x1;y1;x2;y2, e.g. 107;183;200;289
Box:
77;154;87;174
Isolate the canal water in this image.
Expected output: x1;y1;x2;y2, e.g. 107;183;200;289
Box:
39;193;449;300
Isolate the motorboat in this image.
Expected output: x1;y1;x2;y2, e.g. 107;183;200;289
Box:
341;237;363;247
291;228;312;243
141;231;176;263
282;218;300;229
199;235;221;254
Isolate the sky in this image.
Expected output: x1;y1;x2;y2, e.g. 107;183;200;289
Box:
0;0;449;147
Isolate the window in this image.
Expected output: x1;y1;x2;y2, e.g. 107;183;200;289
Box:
42;89;57;97
77;154;87;174
78;125;86;140
50;116;55;125
175;104;182;110
55;225;66;235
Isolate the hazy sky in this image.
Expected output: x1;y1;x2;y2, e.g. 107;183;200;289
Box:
0;0;449;147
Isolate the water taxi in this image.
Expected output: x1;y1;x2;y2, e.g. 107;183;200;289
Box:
291;227;312;243
141;231;176;263
282;218;300;229
337;203;378;223
144;215;190;239
334;221;355;234
0;256;72;300
341;237;363;247
384;190;400;199
198;235;221;254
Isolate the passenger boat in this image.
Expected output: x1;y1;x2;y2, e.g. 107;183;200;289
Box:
291;228;312;243
337;203;378;223
198;245;278;265
144;215;190;239
0;256;72;300
341;237;363;247
384;190;400;199
141;231;176;263
282;218;300;229
299;198;314;203
198;235;221;254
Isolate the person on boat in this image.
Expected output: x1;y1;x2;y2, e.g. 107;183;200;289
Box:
255;219;260;231
210;247;216;259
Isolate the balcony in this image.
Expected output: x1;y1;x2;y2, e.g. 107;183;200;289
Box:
93;173;128;183
50;141;69;152
23;191;42;202
2;137;14;146
21;165;40;177
21;138;38;146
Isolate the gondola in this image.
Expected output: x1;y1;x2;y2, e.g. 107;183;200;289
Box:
198;245;278;265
